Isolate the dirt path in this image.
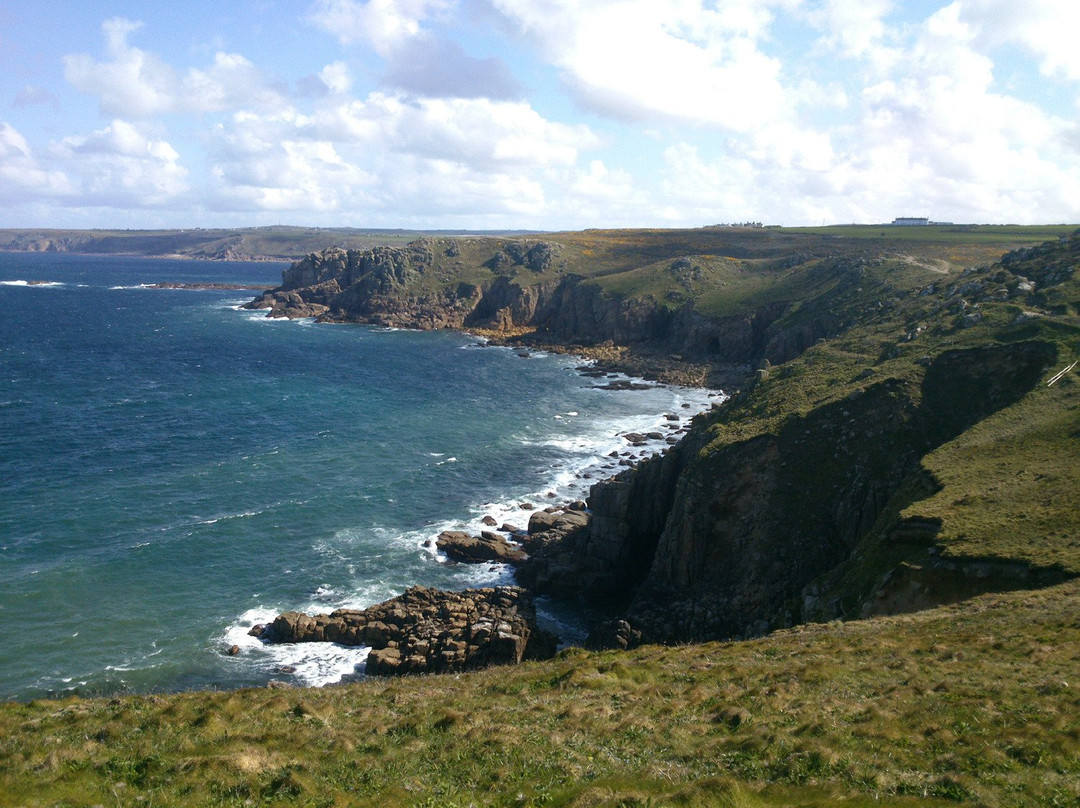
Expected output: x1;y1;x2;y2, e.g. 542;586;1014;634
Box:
895;253;953;274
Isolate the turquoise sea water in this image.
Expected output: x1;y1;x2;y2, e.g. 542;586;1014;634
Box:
0;253;719;701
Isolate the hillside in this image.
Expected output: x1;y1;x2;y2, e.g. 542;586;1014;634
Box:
0;226;537;262
245;226;1078;647
2;224;1077;806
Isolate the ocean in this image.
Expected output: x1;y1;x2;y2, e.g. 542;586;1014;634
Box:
0;252;719;701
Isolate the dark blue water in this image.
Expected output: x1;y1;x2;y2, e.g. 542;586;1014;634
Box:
0;253;718;700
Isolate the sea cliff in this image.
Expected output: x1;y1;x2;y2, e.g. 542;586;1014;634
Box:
248;228;1079;662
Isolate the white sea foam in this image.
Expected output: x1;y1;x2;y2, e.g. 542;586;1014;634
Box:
199;509;261;525
222;362;722;688
222;608;370;687
2;279;64;288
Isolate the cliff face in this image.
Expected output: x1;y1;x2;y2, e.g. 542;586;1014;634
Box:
244;239;852;376
246;231;1079;646
613;341;1057;643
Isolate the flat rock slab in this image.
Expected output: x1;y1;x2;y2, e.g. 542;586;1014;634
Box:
260;585;557;676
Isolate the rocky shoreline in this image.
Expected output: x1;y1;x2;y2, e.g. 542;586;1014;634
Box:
147;282;275;291
239;231;1080;680
254;364;720;677
253;586;558;676
236;239;754;676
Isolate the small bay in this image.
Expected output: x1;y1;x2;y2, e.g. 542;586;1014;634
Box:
0;252;717;700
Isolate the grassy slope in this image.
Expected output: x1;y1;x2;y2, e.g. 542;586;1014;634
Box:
1;581;1076;807
706;237;1077;556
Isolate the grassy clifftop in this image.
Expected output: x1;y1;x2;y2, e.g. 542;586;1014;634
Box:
617;228;1078;640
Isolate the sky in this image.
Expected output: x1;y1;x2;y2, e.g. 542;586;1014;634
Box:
0;0;1078;230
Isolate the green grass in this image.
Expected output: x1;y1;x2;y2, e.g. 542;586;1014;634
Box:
907;367;1080;572
1;581;1076;807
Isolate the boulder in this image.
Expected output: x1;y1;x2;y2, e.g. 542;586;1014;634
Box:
436;530;527;564
585;619;643;651
260;586;557;676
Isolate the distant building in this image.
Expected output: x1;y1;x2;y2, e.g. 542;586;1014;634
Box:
891;217;930;226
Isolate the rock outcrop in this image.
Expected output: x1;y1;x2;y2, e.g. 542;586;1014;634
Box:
545;339;1059;647
435;530;527;564
260;586;557;676
242;240;854;378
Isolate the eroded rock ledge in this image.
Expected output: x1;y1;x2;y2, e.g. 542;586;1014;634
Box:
258;585;557;676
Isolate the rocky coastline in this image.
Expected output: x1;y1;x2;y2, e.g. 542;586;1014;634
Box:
253;586;557;676
248;232;1080;678
255;364;720;677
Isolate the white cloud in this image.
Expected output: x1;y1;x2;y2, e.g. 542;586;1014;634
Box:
570;160;637;201
307;0;452;54
492;0;792;130
64;17;288;118
51;120;188;206
0;123;74;202
64;18;179;117
365;154;548;219
180;52;289;112
202;93;596;219
808;0;897;64
309;0;521;100
844;4;1080;219
17;2;1080;227
952;0;1080;83
310;93;597;168
320;62;353;95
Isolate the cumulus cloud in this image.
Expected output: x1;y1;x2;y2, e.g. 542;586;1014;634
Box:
17;2;1080;227
202;92;596;219
64;17;288;118
64;18;179;117
953;0;1080;83
0;123;74;202
181;52;290;112
841;4;1080;220
309;0;521;100
296;63;354;99
308;0;452;53
51;120;188;206
807;0;898;65
491;0;791;130
295;93;597;169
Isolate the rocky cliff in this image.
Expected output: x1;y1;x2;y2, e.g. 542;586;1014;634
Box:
533;234;1079;646
244;237;872;385
246;229;1080;650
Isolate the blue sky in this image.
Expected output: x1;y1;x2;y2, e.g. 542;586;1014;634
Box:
1;0;1077;229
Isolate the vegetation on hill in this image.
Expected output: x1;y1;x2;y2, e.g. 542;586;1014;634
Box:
0;226;538;262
